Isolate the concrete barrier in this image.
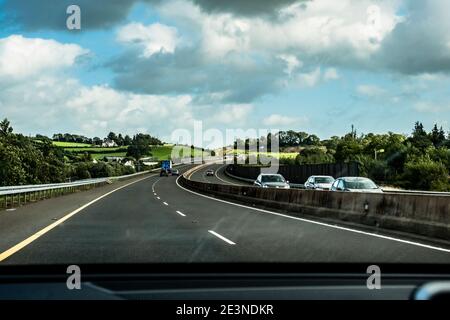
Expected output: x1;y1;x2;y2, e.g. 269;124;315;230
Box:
179;175;450;241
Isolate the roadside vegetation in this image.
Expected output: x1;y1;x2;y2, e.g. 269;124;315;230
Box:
0;119;163;186
232;122;450;191
0;118;212;186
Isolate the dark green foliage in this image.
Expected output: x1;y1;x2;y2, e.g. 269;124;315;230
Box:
276;122;450;191
0;118;144;186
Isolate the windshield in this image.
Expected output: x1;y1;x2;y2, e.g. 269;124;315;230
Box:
315;177;334;184
345;180;378;189
262;175;286;183
1;0;449;272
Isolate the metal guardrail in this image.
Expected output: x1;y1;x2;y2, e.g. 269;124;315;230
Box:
380;189;450;196
0;170;155;210
0;171;152;196
0;162;194;210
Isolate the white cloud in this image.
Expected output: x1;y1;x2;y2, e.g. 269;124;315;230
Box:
278;54;302;76
117;22;179;57
324;68;339;80
414;101;449;113
159;0;400;64
293;67;322;88
0;35;87;81
356;84;387;97
211;104;254;125
1;75;198;137
263;114;308;127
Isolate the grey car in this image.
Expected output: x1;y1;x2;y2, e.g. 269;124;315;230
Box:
330;177;383;193
254;174;290;189
304;175;335;190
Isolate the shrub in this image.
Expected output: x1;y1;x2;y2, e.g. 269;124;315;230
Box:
401;157;450;191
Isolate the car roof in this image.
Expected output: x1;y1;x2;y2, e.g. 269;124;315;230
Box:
339;177;372;181
311;175;334;178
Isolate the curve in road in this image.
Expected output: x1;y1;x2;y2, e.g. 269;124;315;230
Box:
0;163;449;265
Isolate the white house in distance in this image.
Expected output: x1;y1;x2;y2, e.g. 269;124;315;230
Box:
102;139;118;148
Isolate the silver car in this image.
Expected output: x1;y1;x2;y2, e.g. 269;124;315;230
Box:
330;177;383;193
254;174;290;189
304;175;335;190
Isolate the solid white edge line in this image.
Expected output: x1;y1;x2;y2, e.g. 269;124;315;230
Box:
0;174;156;262
176;210;186;217
214;164;240;186
208;230;236;245
176;176;450;253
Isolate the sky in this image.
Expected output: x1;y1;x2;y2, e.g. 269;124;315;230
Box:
1;0;450;147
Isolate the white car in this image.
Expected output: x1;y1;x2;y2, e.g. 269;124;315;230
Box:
254;174;290;189
330;177;383;193
304;175;335;190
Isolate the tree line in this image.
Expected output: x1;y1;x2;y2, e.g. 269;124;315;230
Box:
234;122;450;191
0;119;161;186
50;131;162;146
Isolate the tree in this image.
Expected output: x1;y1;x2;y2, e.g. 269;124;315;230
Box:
295;147;334;164
107;132;117;143
92;137;102;146
0;118;13;137
304;134;321;146
334;137;364;162
409;121;432;150
126;134;151;161
124;135;132;146
430;124;446;147
117;133;124;146
402;157;450;191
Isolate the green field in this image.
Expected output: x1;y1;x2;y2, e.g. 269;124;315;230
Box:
226;149;298;159
151;145;174;160
52;141;92;147
65;147;128;152
53;142;211;161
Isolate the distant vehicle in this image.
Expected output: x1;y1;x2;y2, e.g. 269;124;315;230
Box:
330;177;383;193
160;160;173;177
305;175;335;190
254;174;290;189
161;160;172;170
169;168;179;176
205;169;214;176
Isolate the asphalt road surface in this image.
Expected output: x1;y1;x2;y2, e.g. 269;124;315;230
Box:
1;163;450;265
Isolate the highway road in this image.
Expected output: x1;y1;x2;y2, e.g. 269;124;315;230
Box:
0;163;450;265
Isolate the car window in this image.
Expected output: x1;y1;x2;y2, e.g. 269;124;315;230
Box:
315;177;334;184
1;0;450;282
345;180;378;189
261;175;285;183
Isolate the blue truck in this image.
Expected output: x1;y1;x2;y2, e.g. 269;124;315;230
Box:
160;160;173;176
